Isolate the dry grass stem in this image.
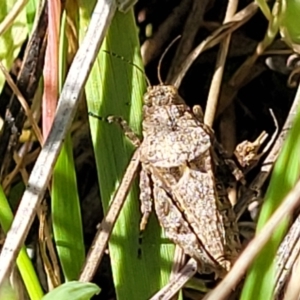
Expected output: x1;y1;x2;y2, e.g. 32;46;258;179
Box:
172;2;258;88
79;149;140;282
0;0;117;287
204;0;238;127
204;179;300;300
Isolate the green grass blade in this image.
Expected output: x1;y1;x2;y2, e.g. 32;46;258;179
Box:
41;281;100;300
280;0;300;44
26;0;40;32
241;86;300;299
51;9;85;281
52;133;85;281
0;0;28;90
0;185;43;299
79;5;175;299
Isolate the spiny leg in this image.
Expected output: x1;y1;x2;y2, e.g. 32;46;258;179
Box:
139;167;153;231
138;167;153;257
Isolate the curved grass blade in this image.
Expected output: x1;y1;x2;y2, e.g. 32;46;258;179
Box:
41;281;100;300
0;0;28;90
0;184;43;299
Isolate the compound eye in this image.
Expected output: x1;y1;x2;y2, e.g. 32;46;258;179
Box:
170;86;177;93
143;94;152;106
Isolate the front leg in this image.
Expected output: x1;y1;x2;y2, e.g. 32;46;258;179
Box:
106;117;153;231
89;112;141;147
107;116;141;147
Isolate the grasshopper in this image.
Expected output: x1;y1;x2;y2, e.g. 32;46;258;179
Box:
109;84;241;277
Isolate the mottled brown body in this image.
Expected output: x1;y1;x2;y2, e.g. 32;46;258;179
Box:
138;85;240;275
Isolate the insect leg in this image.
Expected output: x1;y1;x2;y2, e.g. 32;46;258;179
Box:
107;116;141;147
139;166;153;231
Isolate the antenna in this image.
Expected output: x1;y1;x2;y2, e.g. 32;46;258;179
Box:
102;50;151;87
157;36;181;85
